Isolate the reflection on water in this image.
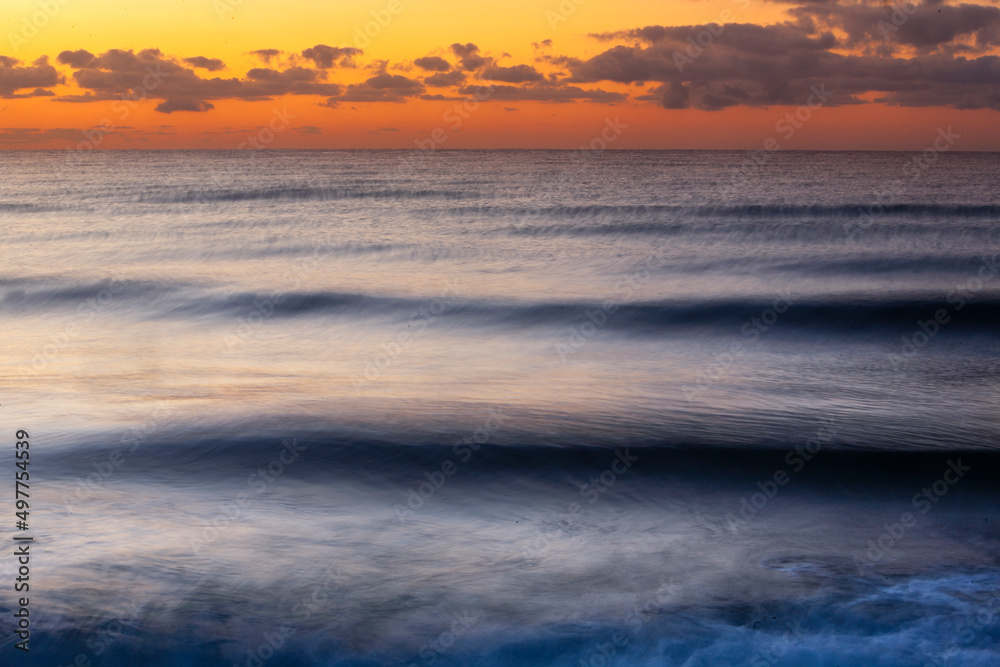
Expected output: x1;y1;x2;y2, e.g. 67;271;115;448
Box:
2;150;999;664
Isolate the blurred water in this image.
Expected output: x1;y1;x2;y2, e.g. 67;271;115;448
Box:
1;150;999;665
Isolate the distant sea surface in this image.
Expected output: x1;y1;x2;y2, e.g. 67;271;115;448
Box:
1;150;999;665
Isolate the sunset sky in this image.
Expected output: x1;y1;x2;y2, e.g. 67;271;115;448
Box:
2;0;1000;149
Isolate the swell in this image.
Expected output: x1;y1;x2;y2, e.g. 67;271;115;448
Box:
460;203;1000;221
5;279;1000;334
41;429;1000;492
503;220;1000;240
135;185;480;204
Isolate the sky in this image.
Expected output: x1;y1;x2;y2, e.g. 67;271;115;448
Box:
1;0;1000;149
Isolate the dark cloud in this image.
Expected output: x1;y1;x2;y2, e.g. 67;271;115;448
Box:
57;50;97;68
0;126;151;144
424;70;466;87
8;5;1000;116
57;48;344;112
458;83;626;103
574;4;1000;111
157;99;215;113
184;57;226;71
784;0;1000;54
0;127;93;144
300;45;361;69
414;56;451;72
367;73;422;89
0;56;62;98
248;49;282;64
483;64;545;83
450;43;488;71
326;73;425;104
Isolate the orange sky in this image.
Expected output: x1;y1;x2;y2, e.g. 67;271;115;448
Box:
2;0;999;149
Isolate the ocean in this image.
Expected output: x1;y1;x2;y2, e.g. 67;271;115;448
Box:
1;149;999;665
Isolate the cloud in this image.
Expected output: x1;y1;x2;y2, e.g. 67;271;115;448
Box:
459;83;627;103
424;70;466;87
483;64;545;83
184;57;226;71
572;3;1000;111
0;126;155;144
248;49;282;64
414;56;451;72
450;43;488;70
57;50;97;68
156;99;215;113
0;56;62;98
783;0;1000;54
300;44;361;69
0;127;84;143
56;48;344;112
330;72;425;102
8;5;1000;115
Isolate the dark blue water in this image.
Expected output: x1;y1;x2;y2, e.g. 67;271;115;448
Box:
1;150;999;665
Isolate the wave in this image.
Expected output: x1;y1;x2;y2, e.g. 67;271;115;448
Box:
503;220;1000;240
39;421;1000;480
15;576;1000;667
455;203;1000;221
157;293;1000;334
0;201;58;214
5;279;1000;334
136;185;480;204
